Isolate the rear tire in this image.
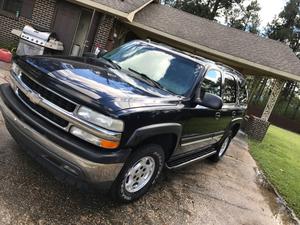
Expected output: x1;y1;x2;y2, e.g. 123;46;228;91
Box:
110;144;165;202
210;131;232;162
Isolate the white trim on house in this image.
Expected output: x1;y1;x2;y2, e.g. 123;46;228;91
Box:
128;1;154;22
68;0;153;22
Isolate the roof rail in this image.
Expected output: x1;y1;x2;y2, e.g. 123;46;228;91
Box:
215;62;236;72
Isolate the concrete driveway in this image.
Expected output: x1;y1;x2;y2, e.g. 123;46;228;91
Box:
0;116;296;225
0;66;296;225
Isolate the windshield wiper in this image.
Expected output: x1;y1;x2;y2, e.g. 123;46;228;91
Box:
128;68;166;90
102;57;121;70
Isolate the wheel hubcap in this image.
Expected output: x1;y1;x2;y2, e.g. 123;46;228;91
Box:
124;156;156;193
219;137;230;157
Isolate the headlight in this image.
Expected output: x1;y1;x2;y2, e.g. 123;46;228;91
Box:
70;126;120;149
11;62;21;76
77;106;124;132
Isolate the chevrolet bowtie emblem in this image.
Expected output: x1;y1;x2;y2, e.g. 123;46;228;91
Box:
27;91;42;104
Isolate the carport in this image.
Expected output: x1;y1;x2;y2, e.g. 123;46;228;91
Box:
111;3;300;140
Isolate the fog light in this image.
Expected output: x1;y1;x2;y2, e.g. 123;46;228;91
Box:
70;126;119;149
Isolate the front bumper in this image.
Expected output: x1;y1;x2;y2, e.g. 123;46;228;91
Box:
0;84;128;190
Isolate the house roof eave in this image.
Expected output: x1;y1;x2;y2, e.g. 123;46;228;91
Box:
68;0;130;21
67;0;153;22
127;0;154;22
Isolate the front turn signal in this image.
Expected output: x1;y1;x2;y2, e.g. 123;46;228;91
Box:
100;139;120;149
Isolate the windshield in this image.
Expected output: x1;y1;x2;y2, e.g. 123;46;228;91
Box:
103;41;203;96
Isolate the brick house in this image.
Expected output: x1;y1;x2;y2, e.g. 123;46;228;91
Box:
0;0;151;55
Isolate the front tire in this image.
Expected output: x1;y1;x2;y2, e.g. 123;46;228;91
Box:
210;132;232;162
110;144;165;202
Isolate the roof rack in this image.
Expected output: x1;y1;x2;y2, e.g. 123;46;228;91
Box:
215;62;237;72
215;62;244;78
182;51;215;63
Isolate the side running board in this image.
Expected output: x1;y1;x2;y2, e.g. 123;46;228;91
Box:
166;148;217;169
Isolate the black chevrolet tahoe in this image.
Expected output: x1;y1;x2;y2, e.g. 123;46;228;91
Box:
0;40;247;202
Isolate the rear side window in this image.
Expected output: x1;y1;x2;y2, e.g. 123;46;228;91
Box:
239;83;248;106
201;70;222;97
223;74;237;103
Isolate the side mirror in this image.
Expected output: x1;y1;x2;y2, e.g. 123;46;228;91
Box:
196;93;223;110
97;49;108;58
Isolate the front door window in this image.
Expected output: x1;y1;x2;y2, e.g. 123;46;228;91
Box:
201;69;222;97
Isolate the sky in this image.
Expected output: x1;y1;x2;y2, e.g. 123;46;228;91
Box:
257;0;288;28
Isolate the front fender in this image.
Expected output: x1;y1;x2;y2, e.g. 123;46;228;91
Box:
127;123;182;149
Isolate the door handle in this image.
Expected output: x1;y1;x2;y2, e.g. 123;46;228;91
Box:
215;112;221;120
232;111;237;118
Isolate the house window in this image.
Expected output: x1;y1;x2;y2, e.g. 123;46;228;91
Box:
0;0;23;15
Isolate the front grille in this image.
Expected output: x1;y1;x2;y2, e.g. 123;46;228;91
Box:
18;90;69;128
21;74;76;112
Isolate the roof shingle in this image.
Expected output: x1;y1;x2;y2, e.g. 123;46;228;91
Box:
134;4;300;78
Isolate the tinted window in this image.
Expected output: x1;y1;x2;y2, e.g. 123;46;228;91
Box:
104;41;202;96
201;70;222;97
238;83;248;105
223;74;237;103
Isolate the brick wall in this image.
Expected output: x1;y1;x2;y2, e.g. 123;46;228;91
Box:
92;15;114;51
0;0;56;46
0;0;115;55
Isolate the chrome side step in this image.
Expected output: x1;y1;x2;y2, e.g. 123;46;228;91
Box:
166;150;217;169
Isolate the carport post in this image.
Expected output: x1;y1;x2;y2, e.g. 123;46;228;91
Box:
261;79;285;121
245;79;285;141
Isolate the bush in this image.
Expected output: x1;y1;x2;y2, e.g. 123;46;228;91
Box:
0;42;18;56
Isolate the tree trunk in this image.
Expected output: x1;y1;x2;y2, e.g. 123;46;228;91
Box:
248;77;262;103
292;101;300;119
254;78;267;103
210;0;221;19
283;83;296;115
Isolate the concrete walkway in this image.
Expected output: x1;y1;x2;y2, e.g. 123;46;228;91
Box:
0;65;297;225
0;62;10;85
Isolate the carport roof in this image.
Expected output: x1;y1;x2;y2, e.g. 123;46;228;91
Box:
130;4;300;81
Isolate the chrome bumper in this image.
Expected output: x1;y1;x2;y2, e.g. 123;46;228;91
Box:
0;96;124;186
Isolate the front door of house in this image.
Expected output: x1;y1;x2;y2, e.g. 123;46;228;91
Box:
52;1;81;55
52;1;100;56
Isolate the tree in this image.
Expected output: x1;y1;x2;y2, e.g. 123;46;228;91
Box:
266;0;300;53
163;0;261;34
225;0;261;34
266;0;300;104
163;0;242;20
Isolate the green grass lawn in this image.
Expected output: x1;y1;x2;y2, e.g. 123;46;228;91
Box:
250;125;300;218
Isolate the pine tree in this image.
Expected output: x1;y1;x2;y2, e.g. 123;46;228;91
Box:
163;0;242;20
225;0;261;34
266;0;300;53
266;0;300;109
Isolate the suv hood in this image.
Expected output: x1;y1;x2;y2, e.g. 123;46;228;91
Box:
18;56;181;113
